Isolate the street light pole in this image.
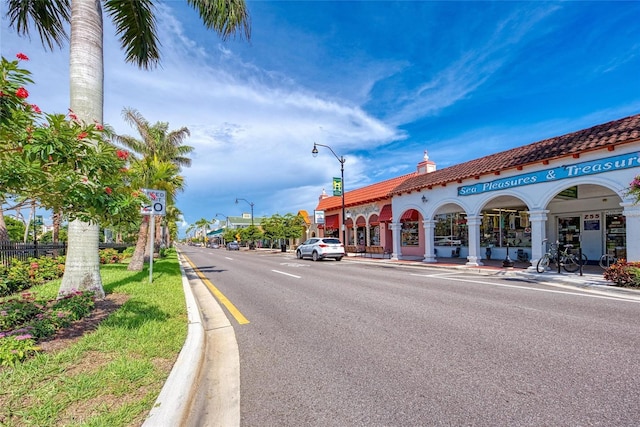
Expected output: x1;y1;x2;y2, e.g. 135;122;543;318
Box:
312;142;346;245
235;198;254;226
215;213;229;228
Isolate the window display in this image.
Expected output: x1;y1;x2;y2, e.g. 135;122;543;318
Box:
401;222;419;246
480;208;530;247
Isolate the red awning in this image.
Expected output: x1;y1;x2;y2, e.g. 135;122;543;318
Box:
369;214;379;226
401;209;419;221
379;204;392;222
324;214;339;229
356;216;366;226
345;218;354;228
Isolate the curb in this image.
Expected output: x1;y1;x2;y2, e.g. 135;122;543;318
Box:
142;254;204;426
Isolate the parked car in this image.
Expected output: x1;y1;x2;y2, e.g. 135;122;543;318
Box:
227;241;240;251
296;238;344;261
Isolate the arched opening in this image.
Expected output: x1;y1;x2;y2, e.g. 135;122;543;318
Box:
545;183;624;263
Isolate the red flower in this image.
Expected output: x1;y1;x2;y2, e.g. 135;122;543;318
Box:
105;187;112;195
31;104;41;113
16;87;29;99
96;124;104;131
77;132;88;140
116;150;129;160
16;53;29;61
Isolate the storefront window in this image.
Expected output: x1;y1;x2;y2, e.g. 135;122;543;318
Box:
324;228;338;238
480;208;530;247
605;212;626;259
369;225;380;246
401;222;419;246
356;227;366;246
434;213;468;246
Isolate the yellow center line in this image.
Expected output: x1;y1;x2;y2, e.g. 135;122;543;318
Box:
183;255;250;325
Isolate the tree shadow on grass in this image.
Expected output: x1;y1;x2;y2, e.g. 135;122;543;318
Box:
103;298;171;329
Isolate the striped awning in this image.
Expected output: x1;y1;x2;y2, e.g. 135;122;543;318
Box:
324;214;339;229
379;204;392;222
401;209;419;221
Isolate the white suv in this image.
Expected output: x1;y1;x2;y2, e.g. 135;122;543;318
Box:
296;238;345;261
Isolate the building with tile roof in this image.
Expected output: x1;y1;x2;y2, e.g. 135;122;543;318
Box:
311;153;435;253
313;113;640;265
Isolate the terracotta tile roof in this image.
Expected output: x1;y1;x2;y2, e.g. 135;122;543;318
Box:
316;172;416;211
392;113;640;195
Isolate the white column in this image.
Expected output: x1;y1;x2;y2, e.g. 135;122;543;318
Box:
465;215;483;266
622;202;640;263
528;209;549;270
422;219;437;263
390;222;402;260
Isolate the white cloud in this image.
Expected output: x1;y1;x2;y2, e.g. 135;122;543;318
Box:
1;7;400;229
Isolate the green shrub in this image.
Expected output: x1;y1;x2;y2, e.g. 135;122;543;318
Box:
603;259;640;287
0;292;43;331
122;246;135;258
0;334;39;366
99;248;121;264
0;256;66;297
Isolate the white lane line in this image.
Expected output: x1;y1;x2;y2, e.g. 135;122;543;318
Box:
272;270;301;279
410;272;461;278
225;257;234;260
409;273;640;303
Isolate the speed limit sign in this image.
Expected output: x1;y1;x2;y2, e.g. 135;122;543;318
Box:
141;189;166;216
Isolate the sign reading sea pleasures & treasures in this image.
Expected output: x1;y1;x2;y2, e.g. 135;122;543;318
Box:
457;151;640;196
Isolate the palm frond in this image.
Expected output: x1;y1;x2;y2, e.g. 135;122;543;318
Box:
187;0;251;41
104;0;160;69
6;0;71;50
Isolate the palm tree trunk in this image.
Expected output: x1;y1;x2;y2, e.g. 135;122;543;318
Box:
0;206;9;243
59;0;105;299
128;215;149;271
52;210;62;256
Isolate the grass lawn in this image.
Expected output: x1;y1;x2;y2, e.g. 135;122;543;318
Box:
0;250;187;426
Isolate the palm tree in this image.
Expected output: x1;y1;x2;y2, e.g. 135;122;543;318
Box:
113;109;192;271
194;217;211;245
128;158;185;270
5;0;250;297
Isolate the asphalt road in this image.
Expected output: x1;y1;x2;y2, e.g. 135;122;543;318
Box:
181;246;640;427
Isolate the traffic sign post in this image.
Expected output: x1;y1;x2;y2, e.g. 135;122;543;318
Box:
141;189;166;283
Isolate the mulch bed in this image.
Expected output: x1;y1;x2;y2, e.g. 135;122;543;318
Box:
37;293;130;353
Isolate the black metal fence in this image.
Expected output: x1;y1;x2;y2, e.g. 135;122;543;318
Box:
0;242;67;268
0;242;133;268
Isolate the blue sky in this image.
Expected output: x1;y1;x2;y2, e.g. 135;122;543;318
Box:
2;1;640;236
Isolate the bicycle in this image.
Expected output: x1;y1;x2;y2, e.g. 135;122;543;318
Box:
536;240;581;273
599;253;618;269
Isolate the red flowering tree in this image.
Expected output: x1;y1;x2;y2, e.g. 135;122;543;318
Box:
1;55;146;297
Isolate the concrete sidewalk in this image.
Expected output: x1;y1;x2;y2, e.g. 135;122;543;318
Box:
339;251;640;300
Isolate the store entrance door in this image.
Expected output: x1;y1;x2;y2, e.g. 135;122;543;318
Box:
558;216;581;252
581;213;602;263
